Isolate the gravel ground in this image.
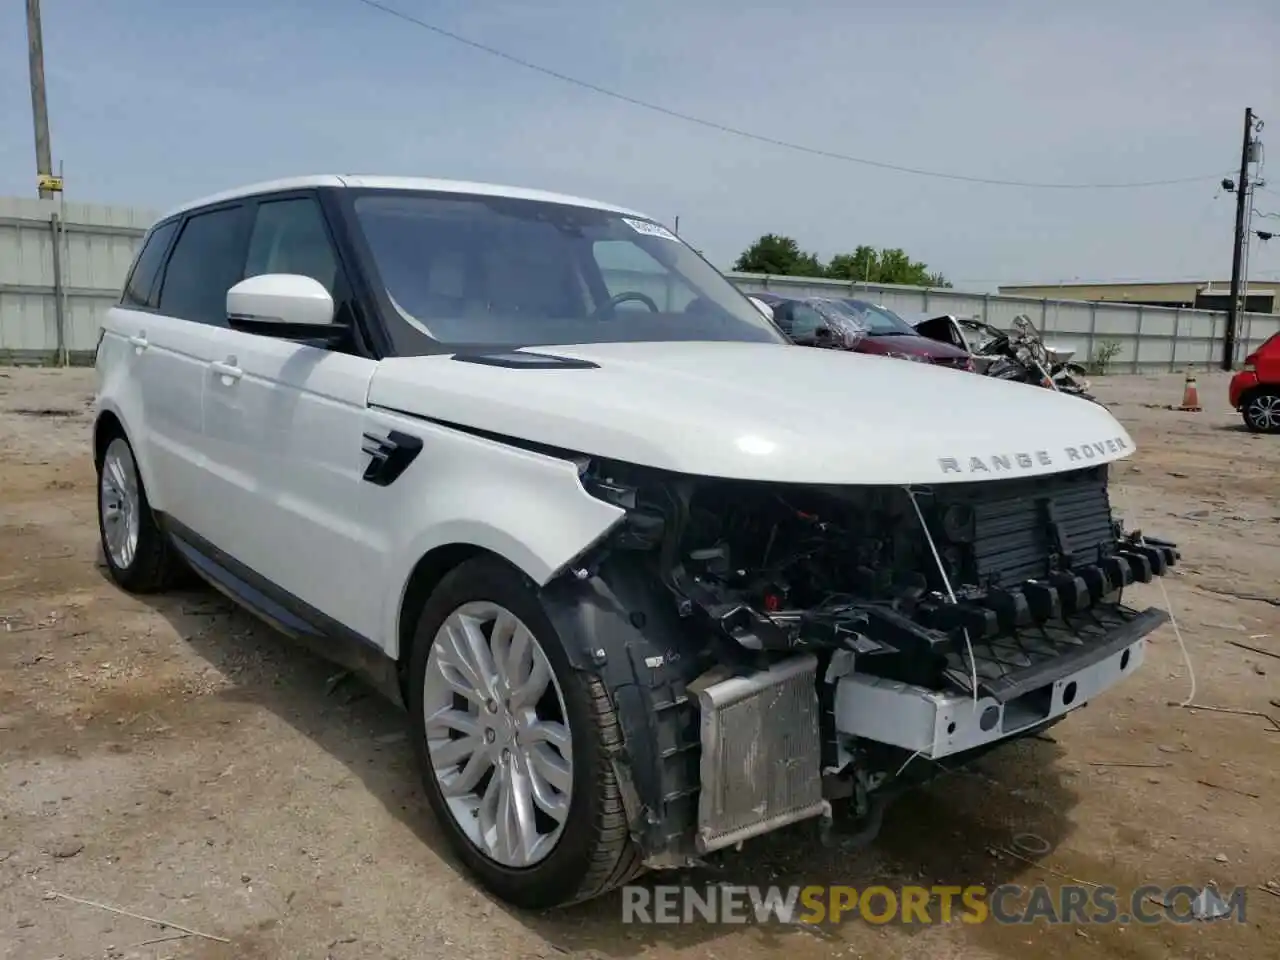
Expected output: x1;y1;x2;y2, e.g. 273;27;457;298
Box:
1;366;1277;960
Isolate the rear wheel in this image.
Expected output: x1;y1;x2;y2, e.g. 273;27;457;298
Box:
96;435;181;592
407;557;642;908
1242;389;1280;434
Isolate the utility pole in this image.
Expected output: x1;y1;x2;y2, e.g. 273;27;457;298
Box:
27;0;55;200
1223;107;1254;370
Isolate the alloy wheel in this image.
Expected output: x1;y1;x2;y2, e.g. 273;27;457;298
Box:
1245;393;1280;431
100;437;141;570
423;601;574;868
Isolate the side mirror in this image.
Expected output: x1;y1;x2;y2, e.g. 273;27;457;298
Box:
747;296;774;320
227;274;336;336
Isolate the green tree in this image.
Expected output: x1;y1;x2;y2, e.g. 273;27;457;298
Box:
733;234;824;276
826;246;880;283
826;246;951;287
735;235;950;287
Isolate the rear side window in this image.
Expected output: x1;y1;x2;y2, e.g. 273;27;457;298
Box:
157;206;251;325
121;220;178;308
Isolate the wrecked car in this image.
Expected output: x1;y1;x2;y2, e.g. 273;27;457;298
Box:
754;292;976;370
95;175;1178;910
912;311;1094;395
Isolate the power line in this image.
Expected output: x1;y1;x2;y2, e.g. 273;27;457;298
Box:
352;0;1228;191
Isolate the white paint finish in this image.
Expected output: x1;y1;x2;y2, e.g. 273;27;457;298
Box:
94;323;149;484
833;638;1145;758
157;176;348;221
98;305;215;519
366;407;624;657
159;174;649;223
199;330;385;640
227;274;336;327
368;342;1136;486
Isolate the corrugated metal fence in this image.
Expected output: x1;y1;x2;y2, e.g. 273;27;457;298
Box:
2;196;1276;371
0;197;157;364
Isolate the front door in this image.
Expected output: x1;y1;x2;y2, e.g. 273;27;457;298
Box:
200;194;385;642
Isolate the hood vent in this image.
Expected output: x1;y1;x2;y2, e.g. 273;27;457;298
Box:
450;351;599;370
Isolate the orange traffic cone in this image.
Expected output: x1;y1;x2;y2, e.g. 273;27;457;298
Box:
1178;370;1201;411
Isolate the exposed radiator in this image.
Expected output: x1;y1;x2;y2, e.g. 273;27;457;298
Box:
694;654;827;853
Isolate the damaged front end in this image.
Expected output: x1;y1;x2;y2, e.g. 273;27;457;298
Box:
540;458;1178;868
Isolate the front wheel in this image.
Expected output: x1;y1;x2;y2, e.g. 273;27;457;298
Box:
1242;390;1280;434
407;557;642;908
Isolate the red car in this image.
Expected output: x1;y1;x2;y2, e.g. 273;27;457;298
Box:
753;294;974;371
1230;331;1280;433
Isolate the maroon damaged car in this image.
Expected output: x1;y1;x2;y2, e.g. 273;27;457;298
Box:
753;293;974;371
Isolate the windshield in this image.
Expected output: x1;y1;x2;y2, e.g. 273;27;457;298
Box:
348;192;786;350
838;299;919;336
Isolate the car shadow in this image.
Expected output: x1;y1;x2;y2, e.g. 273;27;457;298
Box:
121;572;1081;955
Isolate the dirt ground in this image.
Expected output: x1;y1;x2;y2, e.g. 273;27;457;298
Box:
1;366;1277;960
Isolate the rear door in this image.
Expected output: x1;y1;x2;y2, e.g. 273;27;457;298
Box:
200;193;384;640
146;203;253;533
96;218;179;501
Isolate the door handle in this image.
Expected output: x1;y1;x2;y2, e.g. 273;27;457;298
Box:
128;331;148;351
210;358;243;381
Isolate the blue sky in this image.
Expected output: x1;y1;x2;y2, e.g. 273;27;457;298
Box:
1;0;1275;288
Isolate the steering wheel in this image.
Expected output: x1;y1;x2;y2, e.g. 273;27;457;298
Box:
596;291;660;316
980;332;1010;356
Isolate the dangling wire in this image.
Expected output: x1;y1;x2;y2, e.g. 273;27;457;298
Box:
1111;483;1197;707
904;486;980;710
1142;533;1197;706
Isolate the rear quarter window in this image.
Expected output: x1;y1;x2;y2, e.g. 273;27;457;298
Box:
121;220;179;308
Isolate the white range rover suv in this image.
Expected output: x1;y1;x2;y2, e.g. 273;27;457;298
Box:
95;175;1178;909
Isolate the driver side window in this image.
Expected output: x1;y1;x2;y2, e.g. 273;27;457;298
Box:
244;197;338;294
592;240;695;312
775;302;824;340
790;304;827;339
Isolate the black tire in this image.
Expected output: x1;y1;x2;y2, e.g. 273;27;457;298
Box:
95;432;181;593
407;556;643;909
1242;389;1280;434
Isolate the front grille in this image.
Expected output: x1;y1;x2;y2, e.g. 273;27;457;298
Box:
694;655;826;853
934;467;1115;587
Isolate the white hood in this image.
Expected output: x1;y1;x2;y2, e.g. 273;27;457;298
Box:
368;341;1134;485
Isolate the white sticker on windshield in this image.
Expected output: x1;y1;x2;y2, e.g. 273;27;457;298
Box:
622;217;679;241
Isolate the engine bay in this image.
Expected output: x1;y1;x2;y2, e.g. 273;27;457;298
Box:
579;458;1178;699
541;456;1181;860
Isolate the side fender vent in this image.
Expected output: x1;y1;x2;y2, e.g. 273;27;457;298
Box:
361;429;423;486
